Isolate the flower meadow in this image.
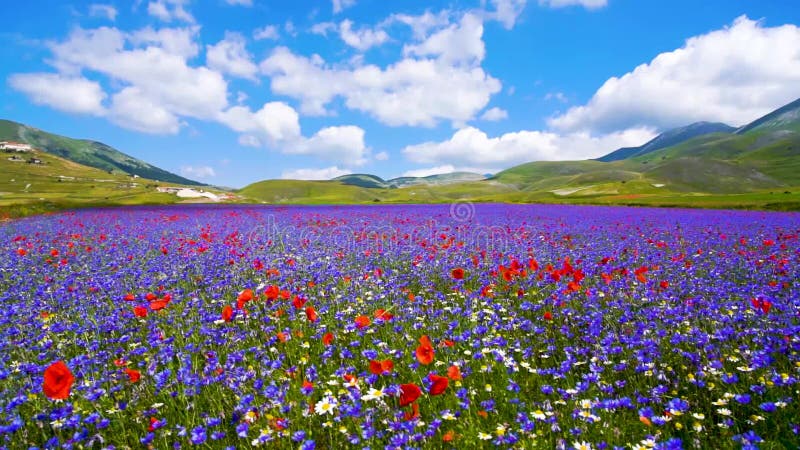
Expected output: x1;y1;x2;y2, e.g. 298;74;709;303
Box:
0;203;799;450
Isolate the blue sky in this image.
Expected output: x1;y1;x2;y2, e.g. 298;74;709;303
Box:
2;0;800;187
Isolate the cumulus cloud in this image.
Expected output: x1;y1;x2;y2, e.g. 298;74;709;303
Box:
374;151;389;161
217;102;301;143
180;165;216;178
402;165;458;177
486;0;527;29
147;0;194;23
8;73;107;115
48;26;227;126
238;135;261;147
253;25;279;41
332;0;356;14
403;126;656;167
382;10;452;39
338;20;389;51
109;86;182;134
480;107;508;121
89;4;117;21
261;12;501;124
225;0;252;6
290;125;368;164
206;32;258;80
282;166;352;180
550;16;800;133
218;103;369;164
538;0;607;9
403;13;484;65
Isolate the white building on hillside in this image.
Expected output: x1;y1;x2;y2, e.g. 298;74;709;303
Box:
0;141;33;152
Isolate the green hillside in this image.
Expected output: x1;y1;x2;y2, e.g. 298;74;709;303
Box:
0;119;202;185
0;149;182;218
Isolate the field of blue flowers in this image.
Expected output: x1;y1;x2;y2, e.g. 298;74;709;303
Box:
0;204;798;449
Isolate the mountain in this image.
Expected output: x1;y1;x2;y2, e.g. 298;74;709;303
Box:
495;96;800;194
387;172;485;188
333;174;389;189
735;97;800;135
0;119;202;186
597;121;736;162
238;96;800;210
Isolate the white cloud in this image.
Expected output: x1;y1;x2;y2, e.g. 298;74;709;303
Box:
544;91;568;103
311;22;336;36
338;20;389;51
129;26;200;59
89;4;118;21
49;27;228;125
238;135;261;147
401;164;492;177
538;0;607;9
217;102;301;143
374;151;389;160
480;107;508;121
290;125;368;164
8;73;107;115
332;0;356;14
253;25;280;40
282;166;352;180
383;10;452;40
180;165;216;178
550;16;800;133
206;32;258;80
403;126;655;167
403;13;484;65
147;0;194;23
218;103;368;164
109;86;181;133
402;165;457;177
261;42;501;125
487;0;527;29
225;0;252;6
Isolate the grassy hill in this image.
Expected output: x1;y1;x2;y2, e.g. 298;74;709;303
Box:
597;122;736;162
238;97;800;211
0;119;201;185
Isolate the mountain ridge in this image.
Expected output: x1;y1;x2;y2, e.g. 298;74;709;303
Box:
1;119;202;186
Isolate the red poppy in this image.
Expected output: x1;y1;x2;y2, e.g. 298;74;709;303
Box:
659;280;669;289
305;306;319;323
451;268;465;280
428;374;449;396
399;383;421;406
447;365;462;381
149;299;168;311
374;309;394;321
43;361;74;400
369;359;394;375
404;402;420;421
292;296;307;309
443;430;455;442
322;332;334;346
133;306;148;318
124;368;141;382
145;292;157;301
123;293;135;302
416;335;434;365
16;248;27;256
221;305;233;322
355;315;371;329
277;332;289;343
238;289;254;303
264;285;279;301
543;311;553;321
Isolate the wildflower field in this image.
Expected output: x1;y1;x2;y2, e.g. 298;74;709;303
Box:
0;203;798;449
